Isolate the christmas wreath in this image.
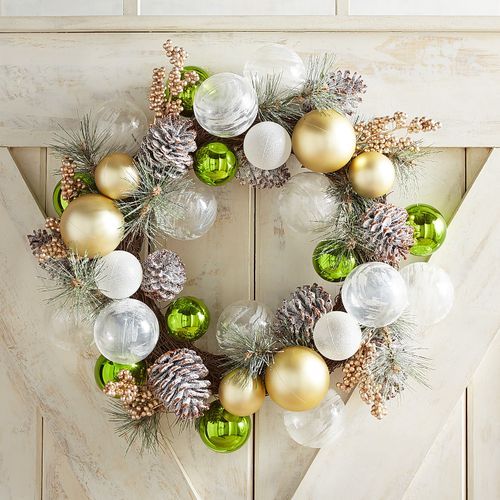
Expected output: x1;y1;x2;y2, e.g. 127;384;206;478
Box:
28;40;454;453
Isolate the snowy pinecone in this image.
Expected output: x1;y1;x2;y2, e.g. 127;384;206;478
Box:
141;249;186;301
137;115;197;179
274;283;334;346
328;70;367;116
235;146;290;189
362;202;414;266
148;348;211;420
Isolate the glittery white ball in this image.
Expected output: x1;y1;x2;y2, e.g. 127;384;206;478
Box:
313;311;362;360
243;121;292;170
401;262;454;327
95;250;143;300
341;262;408;328
194;72;258;138
243;44;306;92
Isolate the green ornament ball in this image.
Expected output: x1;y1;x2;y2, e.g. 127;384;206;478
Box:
165;296;210;341
312;240;357;282
94;355;146;390
52;173;95;216
194;142;238;186
406;203;447;256
175;66;209;115
198;400;251;453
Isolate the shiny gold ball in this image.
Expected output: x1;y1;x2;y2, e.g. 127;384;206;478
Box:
292;109;356;173
60;194;124;257
94;153;140;200
219;369;266;416
265;346;330;412
348;151;395;198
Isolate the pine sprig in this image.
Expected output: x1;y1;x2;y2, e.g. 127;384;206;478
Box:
300;53;339;112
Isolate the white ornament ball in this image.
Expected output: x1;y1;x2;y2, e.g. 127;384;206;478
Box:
341;262;408;328
313;311;362;361
278;172;336;233
95;250;143;300
243;43;306;92
243;121;292;170
194;72;258;138
401;262;454;327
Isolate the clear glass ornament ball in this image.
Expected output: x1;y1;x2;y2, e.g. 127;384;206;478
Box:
93;298;159;364
284;389;345;448
278;172;336;234
193;73;258;138
46;306;94;352
341;262;408;328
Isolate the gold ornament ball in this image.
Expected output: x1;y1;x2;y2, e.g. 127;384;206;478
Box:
348;151;395;198
219;369;266;417
265;346;330;412
291;109;356;173
94;153;140;200
60;194;124;258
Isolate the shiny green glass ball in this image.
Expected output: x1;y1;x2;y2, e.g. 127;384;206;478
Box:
406;203;447;256
177;66;209;115
194;142;238;186
198;400;251;453
165;296;210;342
312;240;357;282
94;355;146;390
52;173;95;216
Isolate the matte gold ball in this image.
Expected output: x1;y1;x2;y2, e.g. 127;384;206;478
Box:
219;369;266;417
60;194;124;257
265;346;330;412
348;151;395;198
292;110;356;173
94;153;140;200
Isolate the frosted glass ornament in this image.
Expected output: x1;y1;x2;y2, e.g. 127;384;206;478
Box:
94;298;159;364
243;44;306;92
243;121;292;170
283;389;345;448
95;250;143;299
46;307;94;352
401;262;454;327
313;311;362;361
93;98;148;154
162;184;217;240
194;73;258;138
341;262;408;328
278;172;335;233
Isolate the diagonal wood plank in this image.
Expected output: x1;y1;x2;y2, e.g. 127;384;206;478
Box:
294;149;500;500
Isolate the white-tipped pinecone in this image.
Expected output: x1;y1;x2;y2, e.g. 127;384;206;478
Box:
234;146;290;189
362;202;414;266
274;283;334;346
137;115;197;179
141;249;186;301
148;348;211;420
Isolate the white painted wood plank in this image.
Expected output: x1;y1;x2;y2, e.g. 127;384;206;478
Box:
466;148;491;192
294;149;500;500
0;0;122;16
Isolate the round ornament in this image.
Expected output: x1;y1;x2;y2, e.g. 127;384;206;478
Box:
194;142;238;186
341;262;408;328
313;311;362;361
94;355;146;390
165;296;210;341
219;369;266;416
93;98;148;154
348;151;395;198
174;66;209;115
406;203;447;256
312;240;357;282
265;346;330;412
60;193;124;258
52;172;94;216
292;110;356;173
198;400;251;453
243;43;306;92
45;306;93;351
95;250;143;299
243;121;292;171
278;172;336;234
93;298;159;364
401;262;454;327
284;389;345;448
94;153;140;200
193;72;258;138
